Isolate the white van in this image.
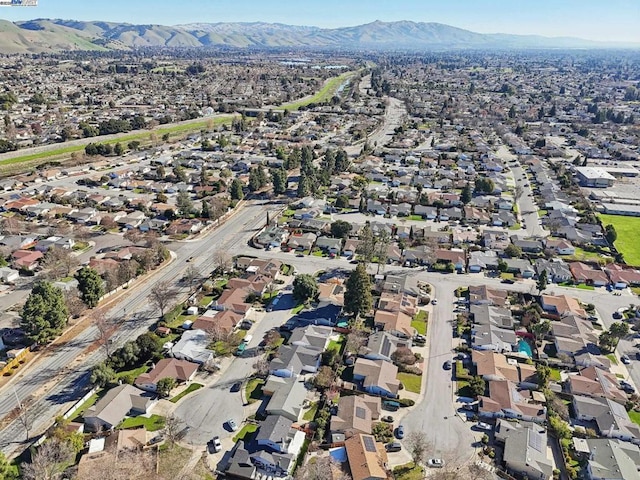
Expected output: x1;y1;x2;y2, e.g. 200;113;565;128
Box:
242;335;252;344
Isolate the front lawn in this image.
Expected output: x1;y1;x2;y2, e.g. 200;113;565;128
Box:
411;310;428;335
549;368;562;382
397;372;422;394
606;353;619;365
233;423;258;443
598;213;640;266
327;336;345;356
393;463;424;480
69;391;100;421
457;380;472;397
408;215;424;221
119;414;166;431
170;383;203;403
245;378;265;404
291;304;305;315
199;295;215;307
115;364;150;381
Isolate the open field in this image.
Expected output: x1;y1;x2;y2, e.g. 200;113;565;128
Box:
279;71;356;110
598;214;640;266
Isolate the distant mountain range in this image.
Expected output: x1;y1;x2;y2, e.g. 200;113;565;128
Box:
0;18;636;54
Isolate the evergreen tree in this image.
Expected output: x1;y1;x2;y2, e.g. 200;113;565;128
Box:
293;274;318;304
230;178;244;200
344;263;373;318
461;182;472;204
297;175;309;198
75;267;105;308
21;281;69;344
537;270;548;294
176;190;194;217
271;168;288;195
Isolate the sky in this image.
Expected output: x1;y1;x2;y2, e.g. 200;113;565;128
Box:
1;0;639;43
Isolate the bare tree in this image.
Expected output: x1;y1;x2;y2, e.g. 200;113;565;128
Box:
253;358;270;377
163;413;185;448
149;281;175;318
93;311;115;359
21;438;73;480
294;455;351;480
64;287;86;319
183;265;200;294
0;216;22;236
405;431;430;467
345;330;367;356
40;246;77;280
212;250;232;274
72;224;92;242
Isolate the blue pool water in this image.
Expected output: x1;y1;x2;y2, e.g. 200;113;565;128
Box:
518;339;533;358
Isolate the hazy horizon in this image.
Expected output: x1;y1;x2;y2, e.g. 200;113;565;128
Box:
1;0;639;43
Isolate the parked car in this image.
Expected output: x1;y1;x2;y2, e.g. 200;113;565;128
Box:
395;425;405;439
230;382;242;392
381;416;394;423
431;298;438;305
428;458;444;468
385;442;402;453
227;419;238;432
613;311;623;319
148;435;164;446
477;422;492;431
621;355;631;365
443;360;452;370
208;436;222;453
620;380;636;393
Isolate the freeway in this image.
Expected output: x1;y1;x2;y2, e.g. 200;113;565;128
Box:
0;200;277;456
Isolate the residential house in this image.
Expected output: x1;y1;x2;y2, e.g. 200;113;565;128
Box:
495;420;554;480
468;285;508;307
545;238;576;255
540;294;587;318
343;239;361;257
330;394;381;438
169;329;214;365
0;267;19;284
468;250;499;272
552;314;599;359
318;282;345;307
286;232;317;251
269;344;322;377
511;238;544;254
374;299;414;333
344;434;389;480
256;225;289;248
255;414;305;459
604;264;640;289
134;358;199;393
353;358;400;398
192;310;243;336
570;262;609;287
435;248;466;272
414;204;437;220
264;375;309;422
215;287;254;315
11;250;43;270
288;325;332;351
503;258;535;278
84;384;155;433
579;438;640;480
479;379;546;423
315;236;343;255
535;259;572;284
567;367;627;405
472;350;536;387
378;292;418;317
363;331;412;362
572;395;640;444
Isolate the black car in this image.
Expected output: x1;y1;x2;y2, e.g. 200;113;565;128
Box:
230;382;242;392
385;442;402;453
443;360;452;370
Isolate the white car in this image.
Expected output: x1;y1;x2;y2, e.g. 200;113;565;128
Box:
428;458;444;468
621;355;631;365
227;419;239;432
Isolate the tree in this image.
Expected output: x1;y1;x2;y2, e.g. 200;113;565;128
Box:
114;142;124;156
21;281;69;344
537;269;548;294
390;346;417;367
356;223;376;265
93;311;115;359
610;321;629;342
40;246;78;280
330;220;352;239
75;266;104;308
531;320;551;345
294;456;351;480
468;375;486;397
0;451;14;480
212;250;232;274
157;377;177;398
504;244;522;258
345;330;367;355
183;265;200;294
605;224;617;245
460;183;472;204
21;438;73;480
150;281;175;318
344;263;373;318
90;361;116;387
293;274;318;304
176;190;194;217
230;178;244;200
164;413;185;447
271;167;288;194
405;431;430;467
536;363;551;387
598;331;617;353
314;366;335;389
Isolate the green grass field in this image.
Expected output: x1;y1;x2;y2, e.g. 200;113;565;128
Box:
170;383;203;403
629;410;640;427
279;71;356;110
119;414;166;431
397;372;422;394
598;214;640;266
